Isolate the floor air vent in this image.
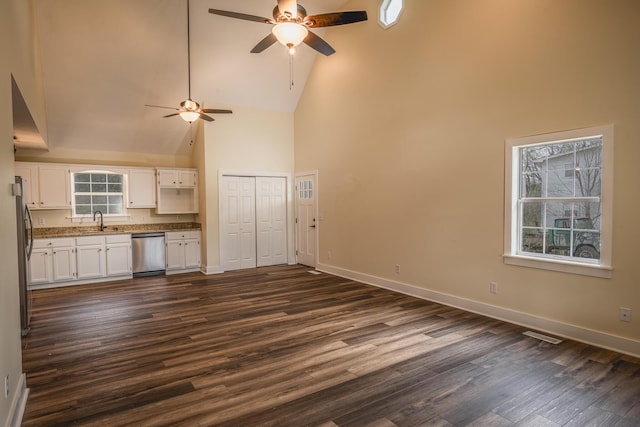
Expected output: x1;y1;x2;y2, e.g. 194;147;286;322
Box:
308;270;321;275
523;331;563;345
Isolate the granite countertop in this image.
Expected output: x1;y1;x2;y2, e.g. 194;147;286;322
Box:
33;222;201;238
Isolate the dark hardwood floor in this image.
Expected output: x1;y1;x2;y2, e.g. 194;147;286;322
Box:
21;265;640;426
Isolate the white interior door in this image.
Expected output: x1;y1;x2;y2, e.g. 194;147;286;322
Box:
221;176;256;271
296;174;317;267
256;177;287;267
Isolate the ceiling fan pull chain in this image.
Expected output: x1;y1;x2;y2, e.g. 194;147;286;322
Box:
289;53;294;91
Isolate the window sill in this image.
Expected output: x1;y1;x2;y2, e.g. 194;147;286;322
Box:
503;254;612;279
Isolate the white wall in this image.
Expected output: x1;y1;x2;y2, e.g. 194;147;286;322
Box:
196;106;294;272
295;0;640;354
0;0;47;424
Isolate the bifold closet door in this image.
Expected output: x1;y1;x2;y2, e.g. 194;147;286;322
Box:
221;176;287;271
256;177;287;267
221;176;256;271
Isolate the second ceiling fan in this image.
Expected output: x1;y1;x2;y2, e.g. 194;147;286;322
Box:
147;0;232;122
209;0;368;56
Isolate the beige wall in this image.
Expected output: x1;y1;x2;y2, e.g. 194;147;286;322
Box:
196;106;294;271
0;0;47;424
295;0;640;348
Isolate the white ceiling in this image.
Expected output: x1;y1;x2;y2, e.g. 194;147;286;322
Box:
28;0;355;155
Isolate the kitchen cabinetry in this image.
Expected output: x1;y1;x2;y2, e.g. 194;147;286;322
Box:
30;234;132;289
75;236;106;280
158;169;196;187
165;231;201;273
128;168;157;208
156;168;199;214
30;238;76;285
105;234;132;276
14;162;71;209
14;163;39;208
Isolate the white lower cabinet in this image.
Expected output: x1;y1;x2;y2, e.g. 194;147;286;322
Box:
75;236;106;280
30;238;76;285
30;234;132;289
165;231;201;273
105;234;132;276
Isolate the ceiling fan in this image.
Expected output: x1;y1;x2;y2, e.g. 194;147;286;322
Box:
146;0;232;123
208;0;368;56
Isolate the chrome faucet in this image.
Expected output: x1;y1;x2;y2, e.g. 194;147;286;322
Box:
93;210;105;232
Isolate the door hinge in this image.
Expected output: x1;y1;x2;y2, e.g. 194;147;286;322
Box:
296;250;299;255
295;218;298;224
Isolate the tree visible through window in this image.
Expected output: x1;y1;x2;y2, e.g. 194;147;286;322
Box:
504;125;613;278
73;171;124;216
519;138;602;260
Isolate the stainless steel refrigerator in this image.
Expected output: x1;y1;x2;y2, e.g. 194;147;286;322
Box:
14;176;34;336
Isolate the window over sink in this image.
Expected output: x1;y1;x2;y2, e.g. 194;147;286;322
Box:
72;171;125;217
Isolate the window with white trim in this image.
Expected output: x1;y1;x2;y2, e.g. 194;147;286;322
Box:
72;171;125;216
379;0;403;28
504;125;613;278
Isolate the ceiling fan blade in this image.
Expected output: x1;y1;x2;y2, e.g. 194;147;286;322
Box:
163;113;180;118
251;32;278;53
304;11;368;28
199;114;214;122
146;104;179;111
202;109;233;114
277;0;298;18
208;9;274;24
303;31;336;56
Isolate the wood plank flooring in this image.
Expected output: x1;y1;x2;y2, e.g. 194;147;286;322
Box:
21;265;640;426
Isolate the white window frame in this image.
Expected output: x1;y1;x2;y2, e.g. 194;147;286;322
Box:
71;170;128;220
379;0;403;29
504;125;613;278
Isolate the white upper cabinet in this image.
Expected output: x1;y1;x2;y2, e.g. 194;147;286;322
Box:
15;163;71;210
156;168;199;214
14;163;39;208
158;169;197;188
39;165;71;209
128;168;157;208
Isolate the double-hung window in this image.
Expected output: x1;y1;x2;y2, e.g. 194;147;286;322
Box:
504;125;613;278
72;171;125;217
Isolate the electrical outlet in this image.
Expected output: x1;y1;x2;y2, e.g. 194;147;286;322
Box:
4;375;8;399
38;217;45;225
395;264;400;274
327;250;332;260
490;282;499;294
619;307;632;322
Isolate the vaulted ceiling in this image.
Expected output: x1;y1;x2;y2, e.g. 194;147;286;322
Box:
22;0;357;155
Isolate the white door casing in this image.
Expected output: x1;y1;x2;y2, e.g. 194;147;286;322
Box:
295;173;317;267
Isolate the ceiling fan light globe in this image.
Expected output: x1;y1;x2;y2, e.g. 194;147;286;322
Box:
179;111;200;122
272;22;308;48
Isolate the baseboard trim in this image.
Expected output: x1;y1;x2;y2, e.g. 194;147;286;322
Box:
202;265;224;275
6;373;28;427
316;263;640;358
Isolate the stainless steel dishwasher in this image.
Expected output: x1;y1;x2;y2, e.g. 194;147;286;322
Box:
131;232;166;277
